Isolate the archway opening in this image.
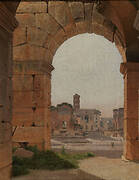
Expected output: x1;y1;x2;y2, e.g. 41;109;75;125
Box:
0;1;139;179
51;33;124;158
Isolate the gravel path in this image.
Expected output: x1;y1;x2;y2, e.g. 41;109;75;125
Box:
80;157;139;180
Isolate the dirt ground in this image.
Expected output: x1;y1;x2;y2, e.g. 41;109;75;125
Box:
80;156;139;180
12;169;105;180
12;154;139;180
13;135;137;180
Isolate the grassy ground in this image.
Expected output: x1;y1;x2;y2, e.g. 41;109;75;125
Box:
12;146;94;177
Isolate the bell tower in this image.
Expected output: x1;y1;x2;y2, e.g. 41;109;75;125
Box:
73;94;80;112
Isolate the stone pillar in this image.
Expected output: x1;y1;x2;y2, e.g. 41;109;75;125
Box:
0;27;12;180
120;62;139;160
12;61;54;150
0;3;18;179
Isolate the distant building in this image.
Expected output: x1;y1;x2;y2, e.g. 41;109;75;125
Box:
113;108;124;130
101;117;113;130
51;103;74;135
73;94;101;132
73;94;80;112
51;94;102;135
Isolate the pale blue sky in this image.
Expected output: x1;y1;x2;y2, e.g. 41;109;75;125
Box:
51;33;124;117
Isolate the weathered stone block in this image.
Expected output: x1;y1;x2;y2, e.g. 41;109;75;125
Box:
44;49;53;63
114;31;126;62
84;3;94;33
92;8;105;25
13;91;33;108
13;44;46;61
13;60;53;75
32;108;46;126
13;108;33;126
13;127;44;144
0;123;11;144
0;164;11;180
45;38;59;55
36;13;61;35
14;148;34;158
125;140;139;160
68;2;84;22
13;106;47;127
64;23;78;39
13;27;26;46
76;21;88;34
16;13;36;27
12;75;33;91
17;1;47;13
53;29;67;46
49;1;72;28
27;27;49;47
92;22;113;42
84;2;93;21
0;142;12;173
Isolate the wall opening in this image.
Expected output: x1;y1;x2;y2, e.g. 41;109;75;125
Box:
51;33;124;157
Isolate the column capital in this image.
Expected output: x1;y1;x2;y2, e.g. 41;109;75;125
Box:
13;60;54;75
120;62;139;75
0;2;18;33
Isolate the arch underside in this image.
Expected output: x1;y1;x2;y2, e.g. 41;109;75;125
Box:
13;0;139;64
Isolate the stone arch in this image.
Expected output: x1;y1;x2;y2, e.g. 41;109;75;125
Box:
0;1;139;179
13;1;128;64
12;0;139;162
12;1;128;151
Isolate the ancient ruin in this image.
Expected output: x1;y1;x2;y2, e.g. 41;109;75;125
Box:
0;0;139;179
51;94;102;136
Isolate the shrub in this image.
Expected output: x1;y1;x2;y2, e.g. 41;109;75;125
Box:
24;145;38;154
12;149;78;177
12;146;94;177
61;145;66;155
12;156;29;177
12;165;29;177
68;152;95;160
12;147;17;153
27;150;78;170
87;152;94;157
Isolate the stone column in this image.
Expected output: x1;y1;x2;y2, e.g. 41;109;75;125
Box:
0;3;18;179
120;62;139;160
12;61;54;150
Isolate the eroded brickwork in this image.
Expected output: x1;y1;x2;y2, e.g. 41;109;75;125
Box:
51;103;74;136
12;60;53;150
